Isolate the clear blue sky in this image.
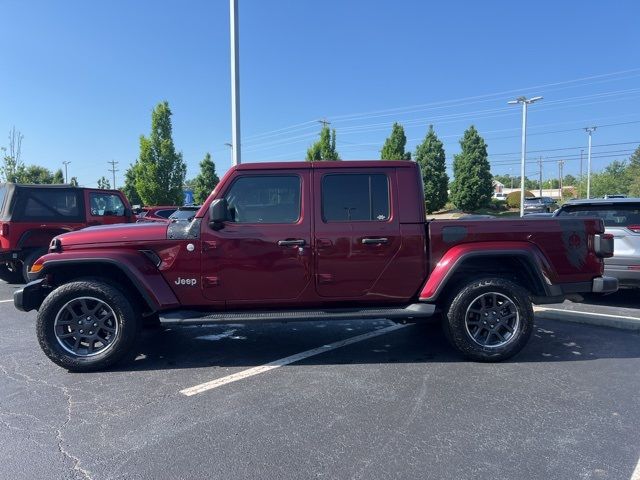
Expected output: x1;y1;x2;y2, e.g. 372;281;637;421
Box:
1;0;639;188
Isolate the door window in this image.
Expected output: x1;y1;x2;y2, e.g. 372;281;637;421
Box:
321;174;389;222
224;175;301;224
89;193;126;217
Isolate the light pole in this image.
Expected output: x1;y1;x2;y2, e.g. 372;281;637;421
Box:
62;161;71;183
585;127;596;198
224;142;233;166
508;96;543;217
230;0;241;166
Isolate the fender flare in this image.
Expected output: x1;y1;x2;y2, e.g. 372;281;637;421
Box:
38;256;180;313
419;242;558;302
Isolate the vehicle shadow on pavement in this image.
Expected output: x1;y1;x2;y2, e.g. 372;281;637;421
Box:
573;290;639;309
113;317;640;373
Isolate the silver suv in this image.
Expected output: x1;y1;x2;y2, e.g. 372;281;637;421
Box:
555;198;640;289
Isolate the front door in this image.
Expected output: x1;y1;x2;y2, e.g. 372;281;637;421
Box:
201;170;313;308
313;169;401;299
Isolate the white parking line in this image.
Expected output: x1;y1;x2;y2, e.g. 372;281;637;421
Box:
0;299;13;303
631;454;640;480
180;323;410;396
534;306;640;321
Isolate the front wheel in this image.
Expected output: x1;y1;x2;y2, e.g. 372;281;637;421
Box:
443;277;533;362
36;280;140;371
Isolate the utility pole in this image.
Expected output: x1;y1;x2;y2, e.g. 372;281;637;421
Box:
508;96;543;217
62;161;71;184
538;157;543;198
585;127;597;198
579;149;584;198
318;118;331;128
108;160;119;189
558;159;565;201
230;0;241;166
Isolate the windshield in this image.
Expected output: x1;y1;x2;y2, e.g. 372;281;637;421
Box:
0;185;6;213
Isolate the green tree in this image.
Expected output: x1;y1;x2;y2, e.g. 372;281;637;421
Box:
70;177;79;187
122;163;142;205
415;125;448;213
563;174;577;186
0;127;24;183
52;169;64;184
135;101;187;205
192;152;220;204
586;160;630;198
20;165;57;184
306;126;340;161
380;123;411;160
97;176;111;189
450;126;493;211
627;146;640;197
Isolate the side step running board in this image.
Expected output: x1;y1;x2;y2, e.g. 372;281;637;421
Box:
159;303;436;326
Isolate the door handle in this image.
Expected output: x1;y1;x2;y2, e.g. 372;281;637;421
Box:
277;239;306;247
362;237;388;245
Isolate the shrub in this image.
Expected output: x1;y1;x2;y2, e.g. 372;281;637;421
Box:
506;190;534;208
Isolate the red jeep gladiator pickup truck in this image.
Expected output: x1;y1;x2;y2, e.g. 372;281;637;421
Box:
14;161;617;371
0;183;134;283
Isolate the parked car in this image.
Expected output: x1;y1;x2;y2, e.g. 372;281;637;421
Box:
523;196;557;214
492;193;508;201
168;205;200;222
136;206;177;223
555;198;640;289
0;183;133;283
15;161;616;371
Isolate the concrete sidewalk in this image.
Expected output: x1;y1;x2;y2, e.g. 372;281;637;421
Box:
534;305;640;331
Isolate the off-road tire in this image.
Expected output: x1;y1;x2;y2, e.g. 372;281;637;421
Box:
442;277;533;362
37;280;140;372
21;248;48;283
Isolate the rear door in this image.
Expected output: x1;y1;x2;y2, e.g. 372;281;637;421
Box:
313;168;401;299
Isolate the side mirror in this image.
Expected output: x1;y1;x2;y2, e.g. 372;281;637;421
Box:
209;198;229;230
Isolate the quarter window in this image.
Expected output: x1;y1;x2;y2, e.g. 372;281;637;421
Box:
322;174;389;222
224;176;301;224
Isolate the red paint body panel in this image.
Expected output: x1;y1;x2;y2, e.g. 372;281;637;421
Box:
0;185;133;262
36;249;179;310
27;161;610;314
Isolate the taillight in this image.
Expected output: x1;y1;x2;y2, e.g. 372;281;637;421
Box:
627;225;640;234
594;233;614;258
0;223;8;237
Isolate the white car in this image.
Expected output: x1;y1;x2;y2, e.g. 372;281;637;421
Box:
493;193;508;201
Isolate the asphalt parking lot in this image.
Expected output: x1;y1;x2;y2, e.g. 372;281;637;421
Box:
1;280;639;480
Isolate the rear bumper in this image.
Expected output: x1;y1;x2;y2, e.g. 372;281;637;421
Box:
13;278;49;312
591;276;618;293
604;265;640;288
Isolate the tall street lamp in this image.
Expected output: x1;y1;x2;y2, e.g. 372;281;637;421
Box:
508;96;543;217
62;161;71;184
585;127;597;198
229;0;241;166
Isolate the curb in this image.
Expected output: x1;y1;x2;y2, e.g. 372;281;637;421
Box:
534;306;640;331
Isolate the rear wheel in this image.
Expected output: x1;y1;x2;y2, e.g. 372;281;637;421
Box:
442;277;533;362
21;248;48;283
0;264;23;284
36;280;140;372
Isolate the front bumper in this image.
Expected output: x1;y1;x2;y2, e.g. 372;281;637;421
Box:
13;278;49;312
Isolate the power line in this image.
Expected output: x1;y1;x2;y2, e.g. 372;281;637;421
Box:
240;68;640;143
